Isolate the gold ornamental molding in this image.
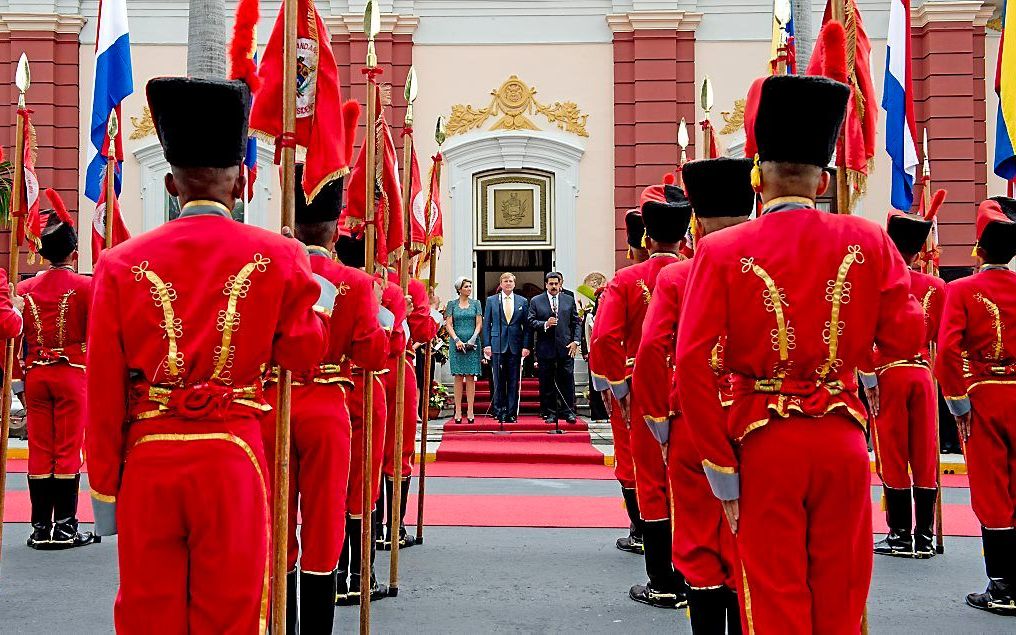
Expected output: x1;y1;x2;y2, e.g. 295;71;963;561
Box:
130;107;156;140
0;13;85;34
446;75;589;138
720;99;746;136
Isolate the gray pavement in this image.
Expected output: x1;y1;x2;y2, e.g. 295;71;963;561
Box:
1;525;1013;633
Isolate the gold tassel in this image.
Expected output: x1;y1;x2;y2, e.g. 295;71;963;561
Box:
627;246;634;260
751;154;762;191
879;492;886;512
641;229;648;249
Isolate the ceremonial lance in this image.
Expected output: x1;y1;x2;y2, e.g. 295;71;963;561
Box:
389;65;418;597
0;53;31;570
359;1;382;630
416;116;445;543
269;0;300;630
676;117;689;186
104;111;119;248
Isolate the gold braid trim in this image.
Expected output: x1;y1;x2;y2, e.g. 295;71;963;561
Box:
56;290;75;348
818;245;864;379
974;294;1004;360
741;257;791;370
132;262;183;381
213;254;272;384
24;295;44;348
636;279;652;305
921;286;936;331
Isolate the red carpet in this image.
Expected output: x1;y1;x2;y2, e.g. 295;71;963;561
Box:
436;432;605;465
1;490;980;535
443;419;588;433
422;461;615;479
869;472;969;488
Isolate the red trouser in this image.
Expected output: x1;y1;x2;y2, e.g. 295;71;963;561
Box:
629;398;670;522
609;397;636;489
668;415;737;589
115;421;269;634
966;383;1016;528
382;354;419;478
870;365;938;489
347;373;387;518
737;414;871;635
261;383;352;573
25;364;85;477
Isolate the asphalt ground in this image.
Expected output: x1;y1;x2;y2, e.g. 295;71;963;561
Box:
0;476;1010;633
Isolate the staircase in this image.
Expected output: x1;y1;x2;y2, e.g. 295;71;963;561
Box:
474;377;542;415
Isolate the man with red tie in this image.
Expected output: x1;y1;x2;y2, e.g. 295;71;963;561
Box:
260;165;390;633
86;77;334;632
936;196;1016;615
18;189;94;551
595;185;692;609
634;157;756;632
859;207;946;560
589;208;647;555
675;73;924;632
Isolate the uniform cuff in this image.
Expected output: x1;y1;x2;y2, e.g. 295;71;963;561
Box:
11;379;24;394
643;416;670;446
946;395;971;416
702;461;740;501
609;380;629;400
590;373;609;392
377;306;395;330
90;492;118;536
312;274;337;316
430;308;443;325
859;372;878;389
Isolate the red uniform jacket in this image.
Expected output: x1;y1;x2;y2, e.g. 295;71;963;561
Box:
387;270;437;353
675;208;924;499
381;279;408;364
305;247;388;380
935;266;1016;415
593;253;683;398
0;269;24;340
17;268;92;370
86;212;331;509
633;260;690;426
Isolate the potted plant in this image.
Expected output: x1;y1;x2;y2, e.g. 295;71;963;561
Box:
429;381;450;419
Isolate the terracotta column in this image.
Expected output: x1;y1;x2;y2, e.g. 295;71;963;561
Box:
608;10;701;269
912;1;995;267
0;13;84;276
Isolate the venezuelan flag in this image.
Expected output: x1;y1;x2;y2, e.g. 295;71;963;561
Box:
995;0;1016;180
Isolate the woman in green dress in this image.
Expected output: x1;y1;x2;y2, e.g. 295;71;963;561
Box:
445;277;483;423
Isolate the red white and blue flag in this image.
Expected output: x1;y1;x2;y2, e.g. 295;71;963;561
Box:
882;0;919;211
243;52;259;201
85;0;133;203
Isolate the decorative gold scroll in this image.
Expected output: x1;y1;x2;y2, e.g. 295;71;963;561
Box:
130;106;155;140
446;75;589;138
720;99;746;136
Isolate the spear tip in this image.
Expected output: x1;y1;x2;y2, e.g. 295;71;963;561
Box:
15;53;30;93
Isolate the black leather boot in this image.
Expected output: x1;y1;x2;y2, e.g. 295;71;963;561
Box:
300;570;336;634
616;488;644;555
687;587;729;634
286;570;298;635
874;486;912;557
27;477;53;549
726;587;743;635
374;481;389;550
913;487;938;558
629;519;686;609
344;515;388;605
335;517;352;605
967;527;1016;615
396;477;417;549
49;475;95;550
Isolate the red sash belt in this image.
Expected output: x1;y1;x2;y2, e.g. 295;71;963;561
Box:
129;381;270;422
732;374;849;418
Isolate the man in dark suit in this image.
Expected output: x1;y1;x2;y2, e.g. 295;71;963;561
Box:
528;272;582;423
482;272;531;422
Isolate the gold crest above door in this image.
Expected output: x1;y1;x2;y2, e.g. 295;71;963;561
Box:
446;75;589;138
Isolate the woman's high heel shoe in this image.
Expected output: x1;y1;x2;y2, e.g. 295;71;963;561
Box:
454;417;462;424
467;417;475;425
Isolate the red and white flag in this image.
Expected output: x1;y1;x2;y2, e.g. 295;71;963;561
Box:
407;145;427;254
415;153;444;277
12;107;42;256
91;181;131;266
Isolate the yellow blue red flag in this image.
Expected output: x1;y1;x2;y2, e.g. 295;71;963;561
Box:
995;0;1016;181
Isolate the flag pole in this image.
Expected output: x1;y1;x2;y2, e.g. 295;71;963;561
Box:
830;0;851;214
104;111;119;248
676;117;689;186
0;53;31;572
270;0;298;630
360;1;382;630
773;0;792;75
416;118;444;542
388;65;417;596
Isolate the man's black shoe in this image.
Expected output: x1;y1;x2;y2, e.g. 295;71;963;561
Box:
544;415;557;423
874;530;913;557
565;414;577;423
47;520;95;550
505;416;517;423
616;533;644;555
342;574;389;605
27;523;51;549
966;580;1016;616
629;582;686;609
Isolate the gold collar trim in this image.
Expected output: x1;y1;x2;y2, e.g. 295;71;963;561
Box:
762;196;815;212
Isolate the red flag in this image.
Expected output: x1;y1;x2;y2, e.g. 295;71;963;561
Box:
92;181;131;266
407;145;427;254
424;153;444;249
248;0;353;202
699;119;720;159
342;85;403;268
12;107;42;256
808;2;878;209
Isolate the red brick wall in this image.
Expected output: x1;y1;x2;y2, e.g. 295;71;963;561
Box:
0;29;79;278
612;29;696;269
912;20;987;267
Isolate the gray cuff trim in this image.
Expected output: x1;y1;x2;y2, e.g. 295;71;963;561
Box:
91;498;117;536
377;306;395;329
590;374;609;392
11;380;24;394
609;381;629;400
946;396;971;416
703;466;740;501
401;319;410;336
312;274;337;315
859;372;878;389
644;418;670;446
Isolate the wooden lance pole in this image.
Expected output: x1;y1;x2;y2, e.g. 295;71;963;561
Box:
921;129;945;555
104;111;119;248
388;65;417;596
830;0;852;215
360;1;382;630
416;116;445;542
269;0;299;630
0;54;31;572
773;0;792;76
676;117;689;187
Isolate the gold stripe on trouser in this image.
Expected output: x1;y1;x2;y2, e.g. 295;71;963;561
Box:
133;433;270;635
740;562;754;635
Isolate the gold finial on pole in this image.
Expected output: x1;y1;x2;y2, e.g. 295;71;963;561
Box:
365;0;381;69
104;110;119;248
